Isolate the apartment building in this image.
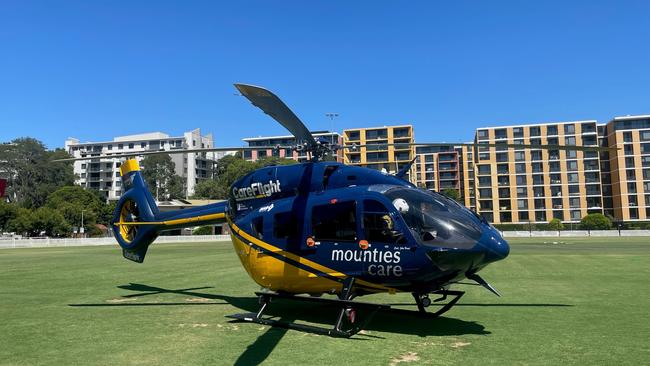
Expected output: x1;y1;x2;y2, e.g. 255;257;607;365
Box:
343;125;416;180
413;145;471;208
65;129;215;200
473;120;603;224
602;115;650;221
242;131;342;162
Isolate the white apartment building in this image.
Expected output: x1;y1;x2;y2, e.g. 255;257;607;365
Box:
65;129;216;200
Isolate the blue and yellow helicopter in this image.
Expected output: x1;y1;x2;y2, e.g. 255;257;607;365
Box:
68;84;606;337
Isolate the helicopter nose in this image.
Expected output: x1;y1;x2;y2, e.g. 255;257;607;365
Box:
477;229;510;263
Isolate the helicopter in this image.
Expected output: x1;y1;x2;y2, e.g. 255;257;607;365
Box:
61;84;610;337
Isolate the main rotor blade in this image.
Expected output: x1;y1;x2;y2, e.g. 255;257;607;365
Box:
234;84;317;150
52;145;294;162
340;142;615;152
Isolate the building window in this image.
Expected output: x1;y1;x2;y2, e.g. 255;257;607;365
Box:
628;182;637;193
623;132;633;143
547;125;558;135
514;151;525;161
478;188;492;198
516;175;527;186
529;126;541;137
495;129;507;139
517;199;528;210
641;131;650;141
513;127;524;138
629;208;639;219
311;201;357;242
478;165;491;174
564;124;575;134
565;136;576;145
581;123;596;133
477;129;489;139
570;210;581;220
516;187;527;197
642;143;650;154
624;145;634;155
81;163;86;169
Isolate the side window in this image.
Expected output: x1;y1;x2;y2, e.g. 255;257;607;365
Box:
251;216;264;240
273;212;296;239
363;200;402;244
311;201;357;242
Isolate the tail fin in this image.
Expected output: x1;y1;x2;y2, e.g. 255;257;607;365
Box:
110;159;227;263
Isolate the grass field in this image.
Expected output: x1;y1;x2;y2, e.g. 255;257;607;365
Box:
1;237;649;365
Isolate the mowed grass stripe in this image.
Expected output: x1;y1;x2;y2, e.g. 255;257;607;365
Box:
1;238;649;365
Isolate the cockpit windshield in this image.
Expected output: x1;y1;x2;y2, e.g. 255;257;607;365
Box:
382;187;483;249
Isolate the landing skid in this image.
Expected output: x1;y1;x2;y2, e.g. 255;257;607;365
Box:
226;285;465;338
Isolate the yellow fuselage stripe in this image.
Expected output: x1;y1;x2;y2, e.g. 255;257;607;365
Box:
114;212;225;226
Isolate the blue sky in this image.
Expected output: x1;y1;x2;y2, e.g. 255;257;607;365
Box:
1;1;649;149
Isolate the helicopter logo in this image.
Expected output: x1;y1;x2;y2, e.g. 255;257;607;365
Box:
232;179;282;201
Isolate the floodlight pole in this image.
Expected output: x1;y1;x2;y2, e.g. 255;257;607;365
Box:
325;113;339;145
81;209;86;238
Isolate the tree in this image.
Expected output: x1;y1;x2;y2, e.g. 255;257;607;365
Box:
141;154;185;200
192;179;225;200
440;188;461;202
580;213;612;230
6;207;35;236
548;218;564;231
45;186;105;230
0;201;18;232
32;207;71;237
0;138;75;208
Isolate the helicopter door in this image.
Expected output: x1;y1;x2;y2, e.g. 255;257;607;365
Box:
360;199;413;278
308;199;363;275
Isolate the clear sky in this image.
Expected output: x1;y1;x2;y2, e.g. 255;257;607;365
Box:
1;1;649;149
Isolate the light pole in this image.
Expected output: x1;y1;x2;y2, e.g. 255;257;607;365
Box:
325;113;340;161
325;113;339;145
80;209;86;238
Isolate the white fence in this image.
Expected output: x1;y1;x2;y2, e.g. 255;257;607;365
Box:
502;230;650;238
0;235;232;249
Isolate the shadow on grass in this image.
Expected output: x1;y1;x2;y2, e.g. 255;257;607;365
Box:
70;283;492;337
70;283;498;364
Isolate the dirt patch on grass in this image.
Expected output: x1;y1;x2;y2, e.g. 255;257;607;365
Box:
390;352;420;366
185;298;211;303
106;297;137;303
451;341;471;348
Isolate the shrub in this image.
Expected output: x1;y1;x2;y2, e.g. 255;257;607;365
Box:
193;226;213;235
580;213;612;230
548;218;564;231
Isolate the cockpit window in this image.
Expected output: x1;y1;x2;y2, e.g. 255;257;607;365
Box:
383;187;483;248
362;200;405;244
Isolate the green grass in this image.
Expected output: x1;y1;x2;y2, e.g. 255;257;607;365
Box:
1;238;649;365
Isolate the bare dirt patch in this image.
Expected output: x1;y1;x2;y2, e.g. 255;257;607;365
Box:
390;352;420;366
